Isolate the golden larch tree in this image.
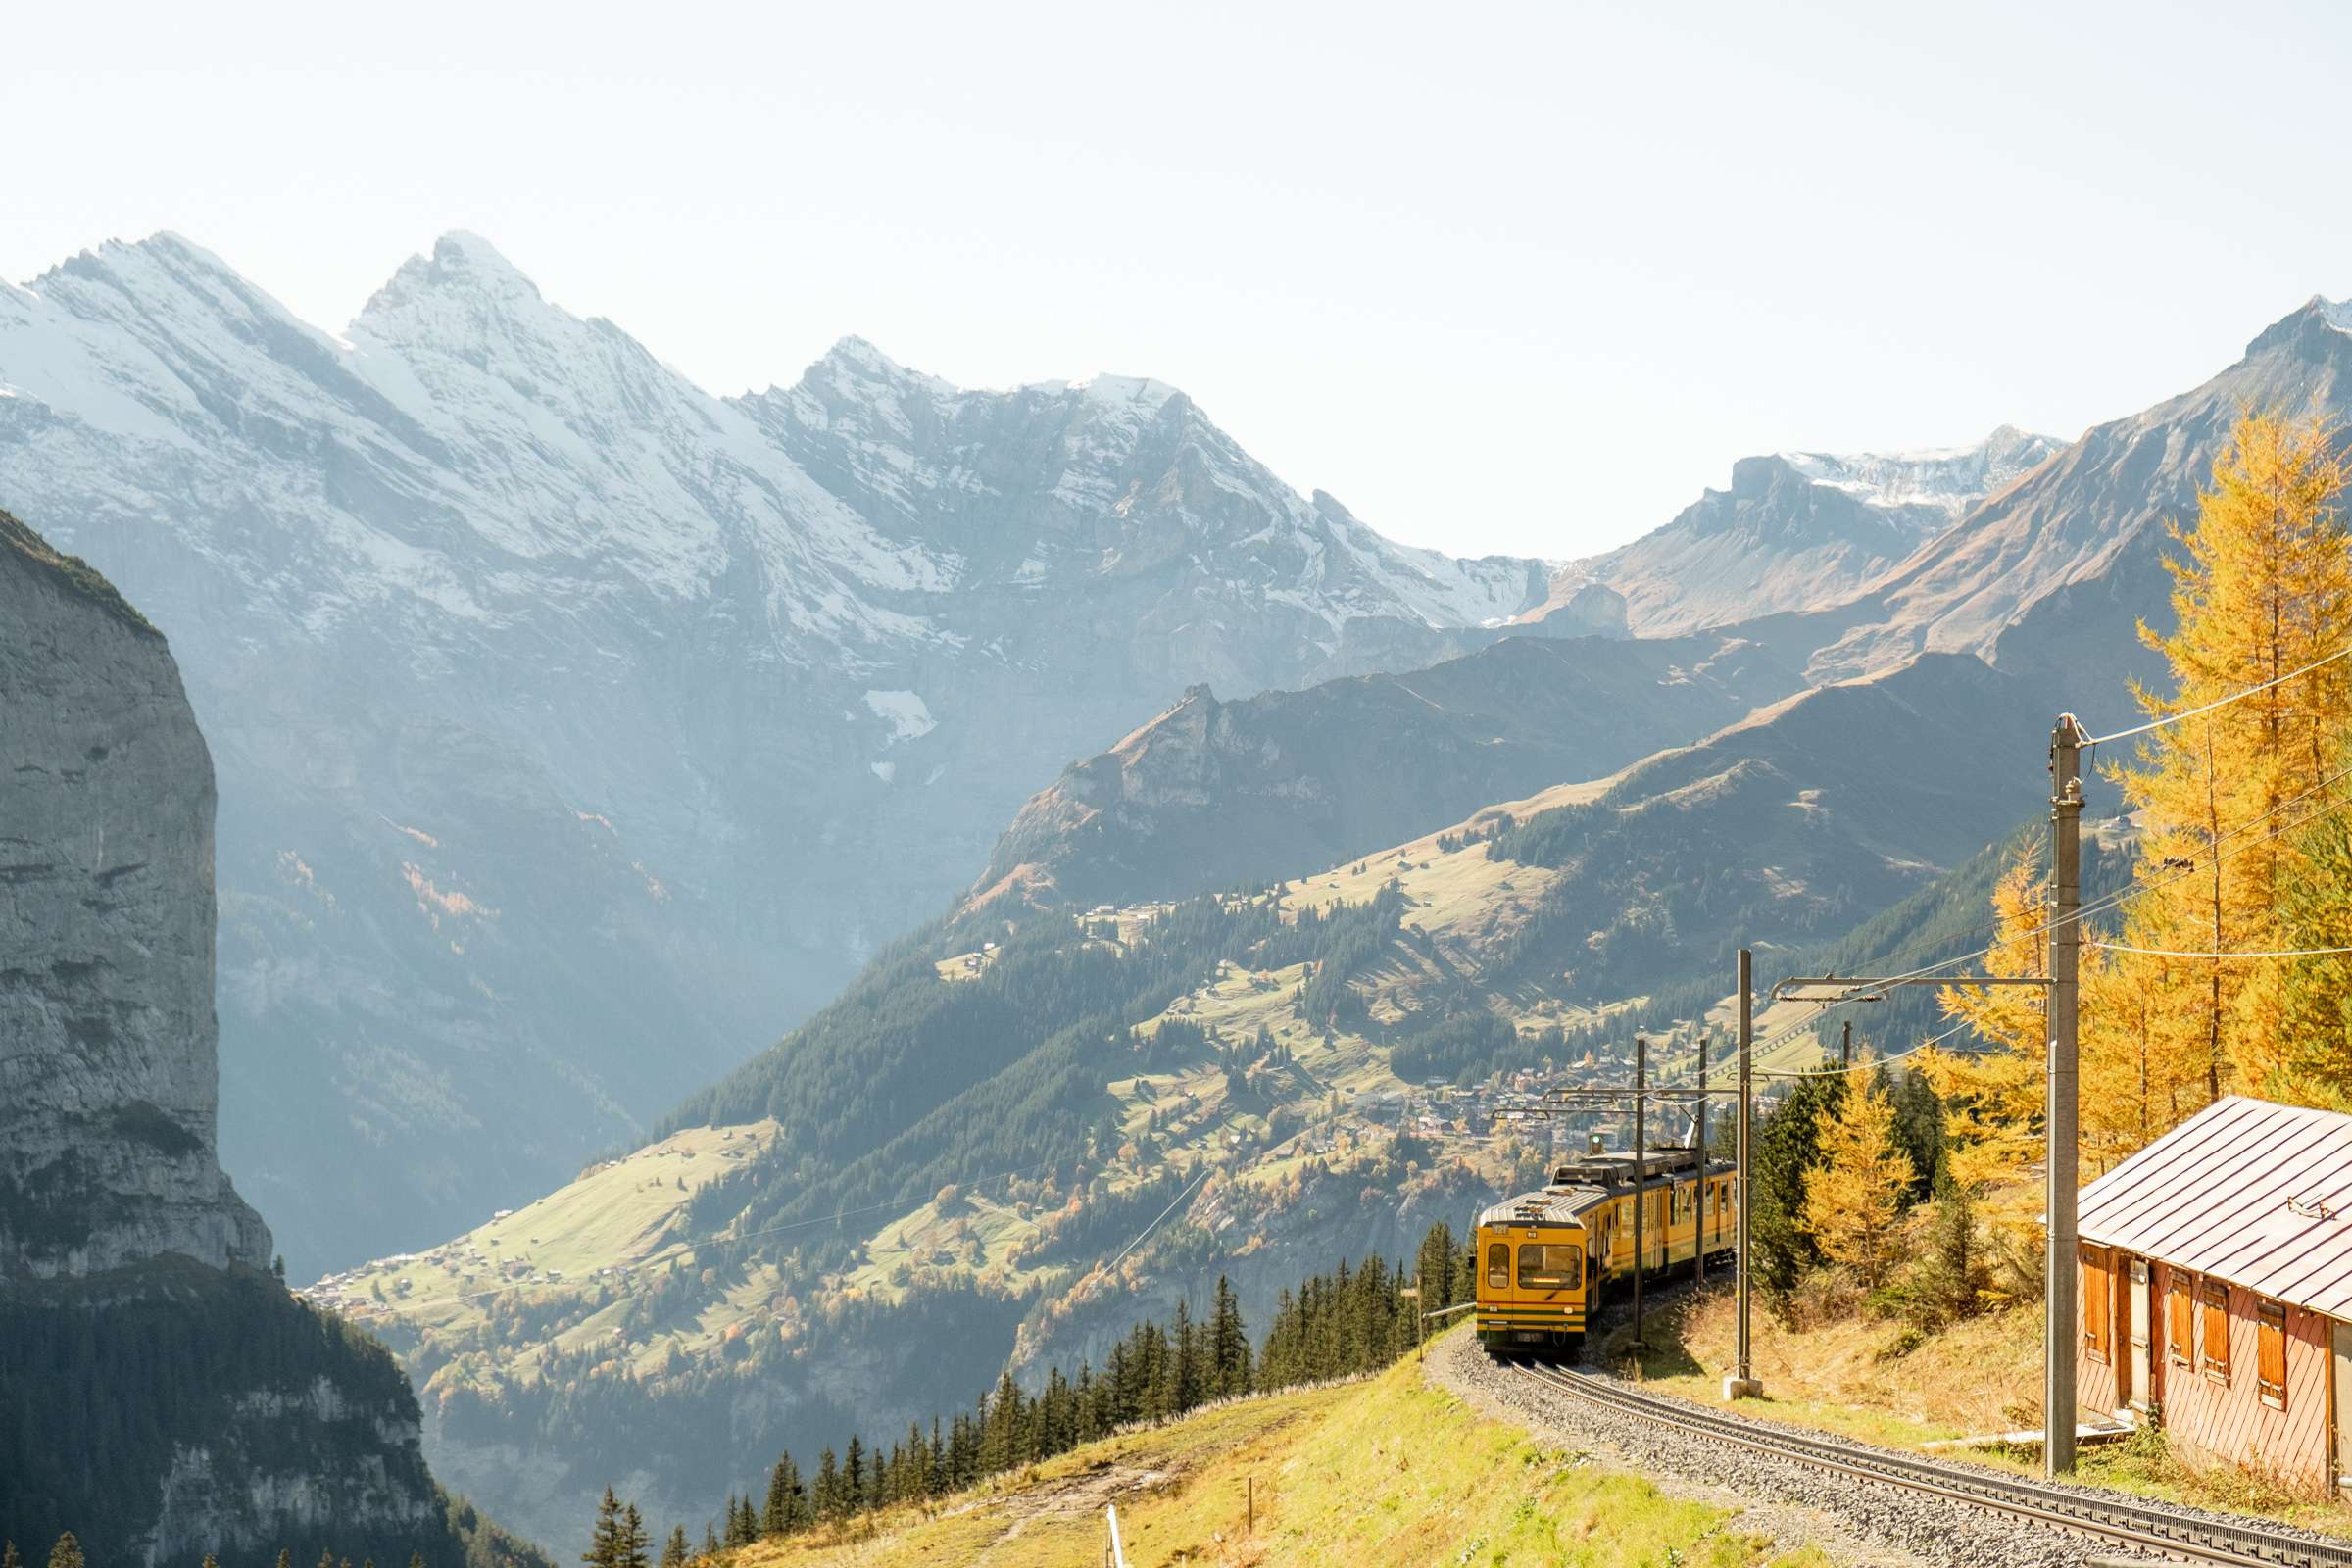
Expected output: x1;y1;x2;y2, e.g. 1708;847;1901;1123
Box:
1799;1069;1916;1290
2118;408;2352;1099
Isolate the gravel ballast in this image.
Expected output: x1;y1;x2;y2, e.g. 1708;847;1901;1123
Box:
1428;1331;2181;1568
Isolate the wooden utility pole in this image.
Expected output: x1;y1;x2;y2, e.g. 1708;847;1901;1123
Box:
1631;1033;1647;1352
1840;1018;1851;1069
2046;714;2086;1477
1694;1037;1708;1286
1726;950;1761;1398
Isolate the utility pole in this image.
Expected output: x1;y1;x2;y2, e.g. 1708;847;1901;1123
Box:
2046;714;2086;1477
1694;1036;1707;1286
1726;950;1761;1398
1631;1032;1647;1352
1840;1018;1851;1070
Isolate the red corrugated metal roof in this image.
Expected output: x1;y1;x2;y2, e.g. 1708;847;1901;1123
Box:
2078;1096;2352;1316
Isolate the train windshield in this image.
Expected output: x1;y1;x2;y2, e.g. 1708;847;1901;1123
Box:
1516;1243;1582;1291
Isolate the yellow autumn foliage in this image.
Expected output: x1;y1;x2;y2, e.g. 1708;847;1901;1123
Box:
1798;1071;1915;1290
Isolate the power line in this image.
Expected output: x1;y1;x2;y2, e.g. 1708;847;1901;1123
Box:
1753;1014;1983;1080
2088;940;2352;959
2084;643;2352;748
1102;1166;1211;1273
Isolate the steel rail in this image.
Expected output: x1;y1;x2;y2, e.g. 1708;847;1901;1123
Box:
1508;1361;2352;1568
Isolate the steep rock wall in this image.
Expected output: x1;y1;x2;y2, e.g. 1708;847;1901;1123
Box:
0;510;270;1279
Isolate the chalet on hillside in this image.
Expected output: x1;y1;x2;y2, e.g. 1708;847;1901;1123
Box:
2075;1095;2352;1495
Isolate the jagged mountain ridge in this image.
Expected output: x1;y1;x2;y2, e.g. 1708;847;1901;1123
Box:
0;231;1568;1275
986;299;2352;915
1568;425;2062;636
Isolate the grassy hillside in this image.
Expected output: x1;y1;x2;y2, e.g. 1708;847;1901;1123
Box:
1615;1280;2352;1538
724;1341;1828;1568
333;676;2076;1551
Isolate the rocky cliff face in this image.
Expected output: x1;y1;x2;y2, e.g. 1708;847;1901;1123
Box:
0;512;499;1568
0;510;270;1280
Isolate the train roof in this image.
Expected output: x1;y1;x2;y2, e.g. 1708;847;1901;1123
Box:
1477;1148;1733;1229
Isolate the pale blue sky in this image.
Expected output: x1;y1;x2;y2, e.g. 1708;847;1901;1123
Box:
11;0;2350;560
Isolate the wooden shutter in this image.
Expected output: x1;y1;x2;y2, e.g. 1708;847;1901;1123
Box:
2257;1299;2286;1410
2166;1273;2194;1366
2082;1245;2112;1361
2201;1279;2231;1382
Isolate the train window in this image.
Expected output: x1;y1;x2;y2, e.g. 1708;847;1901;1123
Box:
1516;1244;1582;1291
1486;1243;1508;1290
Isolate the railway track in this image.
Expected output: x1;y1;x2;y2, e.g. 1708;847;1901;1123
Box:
1508;1360;2352;1568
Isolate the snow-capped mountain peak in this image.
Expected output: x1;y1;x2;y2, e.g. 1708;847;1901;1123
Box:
1777;425;2060;520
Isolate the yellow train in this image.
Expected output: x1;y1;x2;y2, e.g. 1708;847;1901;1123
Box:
1474;1146;1736;1358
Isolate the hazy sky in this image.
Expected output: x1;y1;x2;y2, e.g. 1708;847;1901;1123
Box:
12;1;2352;561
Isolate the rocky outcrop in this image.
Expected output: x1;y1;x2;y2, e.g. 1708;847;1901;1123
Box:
0;510;270;1280
0;513;502;1568
966;625;1821;913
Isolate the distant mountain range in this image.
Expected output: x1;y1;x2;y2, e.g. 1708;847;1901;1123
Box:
1568;425;2061;635
0;233;1595;1274
991;298;2352;912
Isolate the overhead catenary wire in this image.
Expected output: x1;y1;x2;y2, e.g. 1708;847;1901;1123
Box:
1784;763;2352;1018
2087;940;2352;959
2082;642;2352;748
1736;781;2352;1071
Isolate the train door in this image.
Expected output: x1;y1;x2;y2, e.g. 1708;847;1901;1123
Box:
2127;1257;2151;1412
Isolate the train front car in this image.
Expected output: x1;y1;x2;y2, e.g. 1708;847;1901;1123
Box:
1473;1183;1598;1359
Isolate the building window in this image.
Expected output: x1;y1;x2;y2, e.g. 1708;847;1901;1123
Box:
2166;1272;2194;1366
2082;1245;2112;1362
1486;1242;1508;1291
2201;1279;2231;1383
2257;1298;2287;1410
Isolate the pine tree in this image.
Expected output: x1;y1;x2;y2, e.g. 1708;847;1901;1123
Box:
1903;1174;1991;1327
1800;1069;1917;1290
813;1449;842;1523
1209;1274;1250;1396
1749;1066;1846;1293
276;1550;293;1568
408;1554;424;1568
203;1555;220;1568
621;1504;651;1568
660;1528;687;1568
698;1523;716;1559
762;1451;804;1536
2;1543;18;1568
46;1536;81;1568
583;1488;624;1568
843;1437;866;1518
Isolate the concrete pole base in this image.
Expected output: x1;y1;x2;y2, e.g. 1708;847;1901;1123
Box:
1722;1376;1764;1400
